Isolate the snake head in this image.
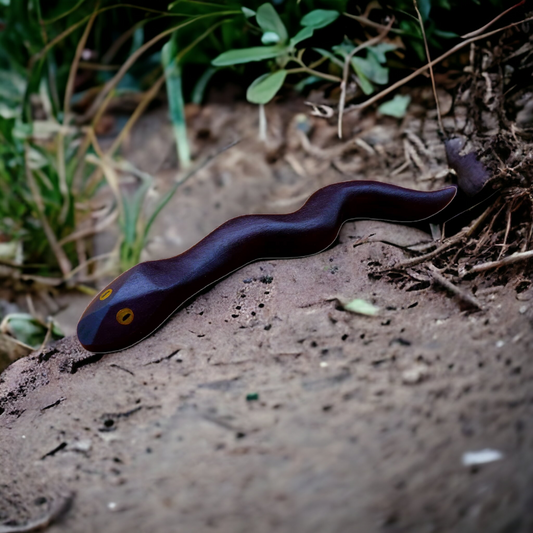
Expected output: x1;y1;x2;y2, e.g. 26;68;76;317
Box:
77;263;170;353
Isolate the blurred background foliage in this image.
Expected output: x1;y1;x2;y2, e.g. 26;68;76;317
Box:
0;0;508;282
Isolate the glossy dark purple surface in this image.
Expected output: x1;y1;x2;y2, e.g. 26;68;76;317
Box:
77;181;457;353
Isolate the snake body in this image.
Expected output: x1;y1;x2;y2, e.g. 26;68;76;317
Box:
77;181;457;353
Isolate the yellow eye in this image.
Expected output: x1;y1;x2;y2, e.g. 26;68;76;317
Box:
100;288;113;300
116;308;134;325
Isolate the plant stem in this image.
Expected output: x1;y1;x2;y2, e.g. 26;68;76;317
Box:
285;63;341;83
258;104;267;141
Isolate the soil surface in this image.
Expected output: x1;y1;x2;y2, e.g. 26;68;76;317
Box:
1;36;533;532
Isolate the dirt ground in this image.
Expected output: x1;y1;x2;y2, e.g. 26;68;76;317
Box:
1;34;533;532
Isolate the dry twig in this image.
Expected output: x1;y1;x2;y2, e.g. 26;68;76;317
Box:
345;15;533;115
427;264;483;309
461;0;525;38
338;17;394;138
413;0;443;133
383;203;496;272
464;250;533;275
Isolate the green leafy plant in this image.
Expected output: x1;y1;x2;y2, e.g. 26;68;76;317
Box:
1;313;63;349
213;4;341;104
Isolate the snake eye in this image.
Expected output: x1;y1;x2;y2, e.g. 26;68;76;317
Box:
116;308;134;325
100;288;113;300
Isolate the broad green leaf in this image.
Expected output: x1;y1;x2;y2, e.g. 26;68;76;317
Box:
242;6;255;18
301;9;339;29
4;313;64;348
332;41;355;57
367;43;398;64
0;102;19;119
212;45;285;66
246;70;287;104
333;40;389;86
12;119;32;139
289;27;314;47
417;0;431;21
378;94;411;118
256;3;288;44
351;65;373;95
351;55;388;85
0;70;26;103
262;31;281;44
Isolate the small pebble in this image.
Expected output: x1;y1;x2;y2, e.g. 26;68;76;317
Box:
73;439;92;452
462;449;503;466
402;364;429;384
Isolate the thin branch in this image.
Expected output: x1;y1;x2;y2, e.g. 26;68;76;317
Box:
285;63;341;83
413;1;443;133
345;15;533;114
338;17;394;138
498;204;513;260
101;19;151;64
78;62;121;71
108;73;166;157
466;250;533;275
78;11;240;125
58;208;118;246
383;203;496;271
461;0;525;38
36;318;54;356
63;2;99;120
343;12;405;35
307;55;329;70
64;252;116;281
428;264;483;309
34;4;192;63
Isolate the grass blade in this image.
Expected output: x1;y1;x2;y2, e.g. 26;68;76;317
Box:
162;34;191;169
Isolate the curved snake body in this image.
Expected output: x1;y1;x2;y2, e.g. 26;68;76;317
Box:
77;181;457;353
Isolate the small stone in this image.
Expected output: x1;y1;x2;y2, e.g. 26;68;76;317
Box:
402;364;429;384
73;439;92;452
